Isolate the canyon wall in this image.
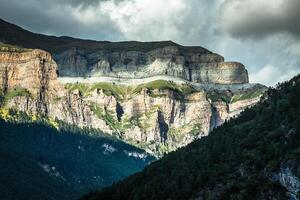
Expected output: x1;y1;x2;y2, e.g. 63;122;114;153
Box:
53;46;248;84
0;46;266;156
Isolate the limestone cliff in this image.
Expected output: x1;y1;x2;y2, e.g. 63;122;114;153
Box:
0;45;266;156
0;19;248;84
0;46;63;115
53;46;248;84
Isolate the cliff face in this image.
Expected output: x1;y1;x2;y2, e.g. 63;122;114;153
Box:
0;19;248;84
53;46;248;84
0;48;58;93
0;47;63;115
0;46;265;156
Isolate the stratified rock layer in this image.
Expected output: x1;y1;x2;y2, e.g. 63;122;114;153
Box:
0;46;266;156
54;46;248;84
0;19;248;84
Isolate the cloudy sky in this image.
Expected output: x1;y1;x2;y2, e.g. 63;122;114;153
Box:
0;0;299;86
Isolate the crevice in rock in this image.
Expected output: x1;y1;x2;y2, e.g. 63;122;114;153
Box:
188;67;192;81
157;110;169;143
67;92;75;123
80;98;86;122
179;100;186;113
169;100;176;124
2;66;8;93
36;58;48;115
205;67;209;83
209;104;222;132
0;66;8;105
116;102;124;122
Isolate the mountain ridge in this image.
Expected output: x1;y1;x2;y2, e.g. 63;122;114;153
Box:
0;18;248;85
0;18;212;54
0;44;266;155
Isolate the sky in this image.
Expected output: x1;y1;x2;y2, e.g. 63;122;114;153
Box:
0;0;299;86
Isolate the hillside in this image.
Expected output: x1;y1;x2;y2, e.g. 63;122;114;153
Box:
0;111;154;200
0;19;210;54
81;75;300;200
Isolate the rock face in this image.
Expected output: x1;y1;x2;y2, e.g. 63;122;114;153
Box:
0;48;58;93
0;45;266;156
267;160;300;200
0;19;248;84
0;47;62;115
278;161;300;200
53;46;248;84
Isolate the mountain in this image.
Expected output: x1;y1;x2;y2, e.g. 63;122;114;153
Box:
0;112;154;200
0;18;267;155
80;75;300;200
0;18;247;83
0;42;266;156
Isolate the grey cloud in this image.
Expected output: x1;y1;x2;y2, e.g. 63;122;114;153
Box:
0;0;122;40
214;0;300;86
0;0;219;44
38;0;123;7
61;0;126;9
0;0;299;86
218;0;300;40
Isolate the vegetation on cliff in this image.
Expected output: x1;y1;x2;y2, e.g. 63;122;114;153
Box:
81;75;300;200
207;84;266;104
0;43;31;52
63;80;266;156
0;87;32;105
65;80;197;101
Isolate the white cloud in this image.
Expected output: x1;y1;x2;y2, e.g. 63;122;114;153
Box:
69;0;221;45
72;0;188;41
250;65;300;86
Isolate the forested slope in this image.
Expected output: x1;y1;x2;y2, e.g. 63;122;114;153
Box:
0;114;154;200
82;75;300;200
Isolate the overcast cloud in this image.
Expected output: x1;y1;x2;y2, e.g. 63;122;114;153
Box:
0;0;299;86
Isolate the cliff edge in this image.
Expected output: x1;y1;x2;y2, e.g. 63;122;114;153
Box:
0;44;266;156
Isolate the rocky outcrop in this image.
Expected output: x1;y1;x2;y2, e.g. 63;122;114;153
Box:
267;160;300;200
0;47;63;114
0;48;59;93
279;161;300;200
0;45;266;156
53;46;248;84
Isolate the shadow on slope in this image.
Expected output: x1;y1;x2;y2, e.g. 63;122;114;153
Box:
0;118;154;200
